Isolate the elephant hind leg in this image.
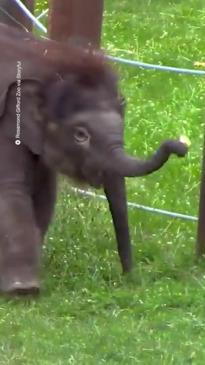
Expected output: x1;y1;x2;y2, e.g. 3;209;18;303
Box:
32;163;57;239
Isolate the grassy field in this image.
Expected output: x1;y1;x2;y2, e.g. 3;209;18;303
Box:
1;0;205;364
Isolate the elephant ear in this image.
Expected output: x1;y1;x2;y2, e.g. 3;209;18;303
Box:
0;79;45;155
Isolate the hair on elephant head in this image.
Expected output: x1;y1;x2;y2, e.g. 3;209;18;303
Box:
0;23;188;294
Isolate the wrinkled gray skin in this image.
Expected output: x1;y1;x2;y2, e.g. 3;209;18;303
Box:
0;23;188;295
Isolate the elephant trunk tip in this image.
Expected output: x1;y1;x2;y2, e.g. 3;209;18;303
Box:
165;137;190;158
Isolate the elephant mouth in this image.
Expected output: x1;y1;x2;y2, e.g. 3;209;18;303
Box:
83;169;103;188
55;159;103;188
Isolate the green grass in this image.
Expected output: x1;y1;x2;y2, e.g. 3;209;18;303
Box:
1;0;205;363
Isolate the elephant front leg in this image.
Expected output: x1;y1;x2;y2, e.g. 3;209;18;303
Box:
0;187;41;295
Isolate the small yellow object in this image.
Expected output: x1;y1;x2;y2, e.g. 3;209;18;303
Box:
194;61;205;68
179;135;191;147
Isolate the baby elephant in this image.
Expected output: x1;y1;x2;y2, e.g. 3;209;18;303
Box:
0;23;188;295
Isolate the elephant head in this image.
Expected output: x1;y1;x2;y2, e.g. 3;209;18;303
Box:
39;73;188;187
0;24;189;272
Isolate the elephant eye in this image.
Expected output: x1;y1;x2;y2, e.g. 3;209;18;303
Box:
74;127;90;144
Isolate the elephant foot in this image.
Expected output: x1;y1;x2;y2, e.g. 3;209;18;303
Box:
0;273;40;296
1;279;40;296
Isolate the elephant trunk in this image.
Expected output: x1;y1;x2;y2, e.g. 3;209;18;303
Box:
110;139;188;177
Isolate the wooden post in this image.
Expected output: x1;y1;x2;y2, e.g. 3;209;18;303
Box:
48;0;104;47
196;138;205;256
0;0;35;31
